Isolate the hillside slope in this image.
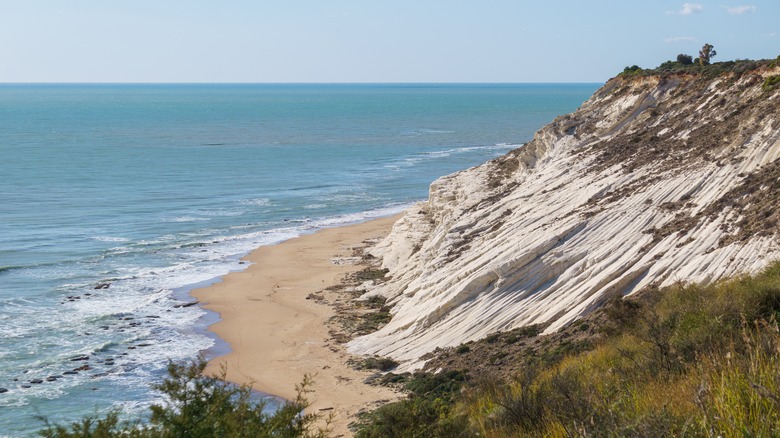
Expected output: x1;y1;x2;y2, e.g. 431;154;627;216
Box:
349;63;780;366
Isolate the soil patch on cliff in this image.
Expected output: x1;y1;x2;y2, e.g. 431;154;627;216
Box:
418;301;616;381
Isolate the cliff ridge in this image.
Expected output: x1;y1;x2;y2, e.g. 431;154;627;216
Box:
349;62;780;367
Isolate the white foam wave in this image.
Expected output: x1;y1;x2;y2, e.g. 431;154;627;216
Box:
239;197;271;207
165;216;211;223
200;209;244;217
394;143;520;168
92;236;130;243
401;128;456;136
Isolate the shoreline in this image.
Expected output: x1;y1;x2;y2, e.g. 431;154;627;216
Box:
190;214;403;436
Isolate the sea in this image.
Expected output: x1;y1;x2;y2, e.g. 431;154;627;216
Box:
0;83;598;436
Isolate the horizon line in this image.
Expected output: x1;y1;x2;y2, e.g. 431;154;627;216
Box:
0;81;606;85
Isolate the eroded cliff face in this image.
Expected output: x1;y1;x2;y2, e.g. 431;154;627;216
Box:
349;66;780;367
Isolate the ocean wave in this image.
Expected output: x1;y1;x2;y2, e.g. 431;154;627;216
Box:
200;209;245;217
285;184;338;192
164;216;211;223
390;143;520;168
92;236;130;243
401;128;456;136
239;197;271;207
0;265;24;274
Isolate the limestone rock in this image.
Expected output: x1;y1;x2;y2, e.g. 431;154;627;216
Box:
349;65;780;368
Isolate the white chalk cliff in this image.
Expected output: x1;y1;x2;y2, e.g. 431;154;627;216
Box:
348;64;780;367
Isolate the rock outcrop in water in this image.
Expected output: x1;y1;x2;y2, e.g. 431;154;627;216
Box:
349;62;780;367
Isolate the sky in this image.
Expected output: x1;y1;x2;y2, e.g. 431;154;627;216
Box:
0;1;777;83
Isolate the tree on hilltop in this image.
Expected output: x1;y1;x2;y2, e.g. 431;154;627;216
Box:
676;53;693;65
699;43;717;66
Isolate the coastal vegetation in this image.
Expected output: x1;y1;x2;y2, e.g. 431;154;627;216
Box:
698;43;717;65
38;359;328;438
353;260;780;436
764;74;780;92
619;45;778;78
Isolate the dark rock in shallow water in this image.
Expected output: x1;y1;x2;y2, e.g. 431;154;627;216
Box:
29;379;43;384
70;355;89;361
21;385;31;389
173;301;199;308
0;388;8;393
94;283;110;290
73;365;91;371
46;377;57;382
62;371;78;375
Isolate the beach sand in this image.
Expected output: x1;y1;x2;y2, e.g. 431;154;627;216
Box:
191;215;402;436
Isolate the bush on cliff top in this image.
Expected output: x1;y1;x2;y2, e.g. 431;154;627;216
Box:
619;57;775;79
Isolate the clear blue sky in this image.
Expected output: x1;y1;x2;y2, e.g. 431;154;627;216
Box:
1;1;777;83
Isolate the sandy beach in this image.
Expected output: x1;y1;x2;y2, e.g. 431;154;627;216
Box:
191;215;402;436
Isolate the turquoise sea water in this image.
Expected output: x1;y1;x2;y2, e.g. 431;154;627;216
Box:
0;83;598;435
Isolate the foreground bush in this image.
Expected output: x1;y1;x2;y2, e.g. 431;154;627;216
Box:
354;371;471;437
39;359;328;438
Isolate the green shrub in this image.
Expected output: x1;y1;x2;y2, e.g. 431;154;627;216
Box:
620;65;643;76
677;53;693;65
404;371;467;402
357;356;399;372
355;371;469;437
354;397;471;438
763;75;780;92
455;344;470;354
38;358;327;438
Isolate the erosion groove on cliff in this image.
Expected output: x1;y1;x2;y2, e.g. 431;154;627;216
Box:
349;63;780;368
